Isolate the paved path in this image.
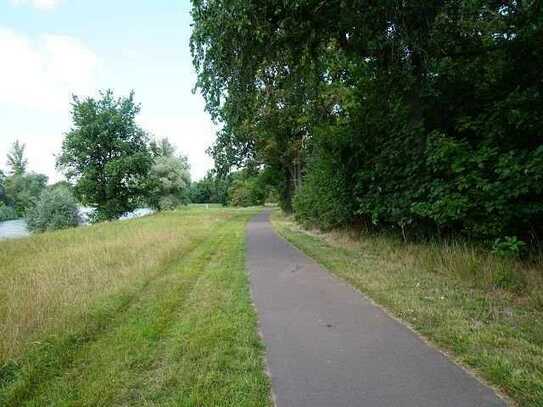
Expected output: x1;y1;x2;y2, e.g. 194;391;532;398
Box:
246;210;506;407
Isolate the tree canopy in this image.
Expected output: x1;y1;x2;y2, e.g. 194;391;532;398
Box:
57;90;153;222
191;0;543;242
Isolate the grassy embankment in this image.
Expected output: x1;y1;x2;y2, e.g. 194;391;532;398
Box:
0;207;270;406
272;211;543;407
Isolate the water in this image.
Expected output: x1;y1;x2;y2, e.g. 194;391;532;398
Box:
0;207;154;241
80;207;154;222
120;207;154;220
0;219;30;240
79;207;95;224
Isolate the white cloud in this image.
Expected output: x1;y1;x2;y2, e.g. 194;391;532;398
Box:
139;115;217;181
0;27;216;184
0;27;99;183
0;27;99;113
10;0;63;11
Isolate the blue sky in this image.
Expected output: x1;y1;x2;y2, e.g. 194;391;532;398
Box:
0;0;215;181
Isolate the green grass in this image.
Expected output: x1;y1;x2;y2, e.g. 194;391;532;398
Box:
272;211;543;407
0;207;271;406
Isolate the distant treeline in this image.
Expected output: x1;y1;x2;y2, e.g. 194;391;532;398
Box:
191;1;542;243
190;169;276;207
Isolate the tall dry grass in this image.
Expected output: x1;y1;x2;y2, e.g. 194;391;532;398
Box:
0;208;232;363
300;223;543;304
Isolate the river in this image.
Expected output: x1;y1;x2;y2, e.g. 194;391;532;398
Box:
0;219;30;240
0;208;154;241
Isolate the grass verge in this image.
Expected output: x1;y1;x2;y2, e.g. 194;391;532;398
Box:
272;211;543;407
0;207;270;406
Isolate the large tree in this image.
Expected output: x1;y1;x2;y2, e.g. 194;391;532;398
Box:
57;90;153;221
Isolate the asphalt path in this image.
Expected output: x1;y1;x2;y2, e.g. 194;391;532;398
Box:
246;210;506;407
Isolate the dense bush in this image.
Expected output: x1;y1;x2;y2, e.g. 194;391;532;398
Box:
293;136;355;230
0;203;18;222
26;187;80;233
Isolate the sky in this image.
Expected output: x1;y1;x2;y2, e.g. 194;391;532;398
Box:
0;0;216;182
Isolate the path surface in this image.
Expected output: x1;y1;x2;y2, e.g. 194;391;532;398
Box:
246;210;506;407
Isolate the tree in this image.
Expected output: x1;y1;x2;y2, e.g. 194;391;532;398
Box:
227;171;266;207
147;153;191;211
26;185;80;232
189;169;232;205
57;90;153;222
189;179;210;204
4;172;48;216
6;140;28;176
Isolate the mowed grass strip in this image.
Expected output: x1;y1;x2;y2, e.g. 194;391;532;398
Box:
0;207;271;406
272;211;543;407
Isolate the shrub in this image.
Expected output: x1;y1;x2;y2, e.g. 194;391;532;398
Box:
293;136;355;230
26;187;80;233
492;236;527;259
0;203;18;222
158;195;179;211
